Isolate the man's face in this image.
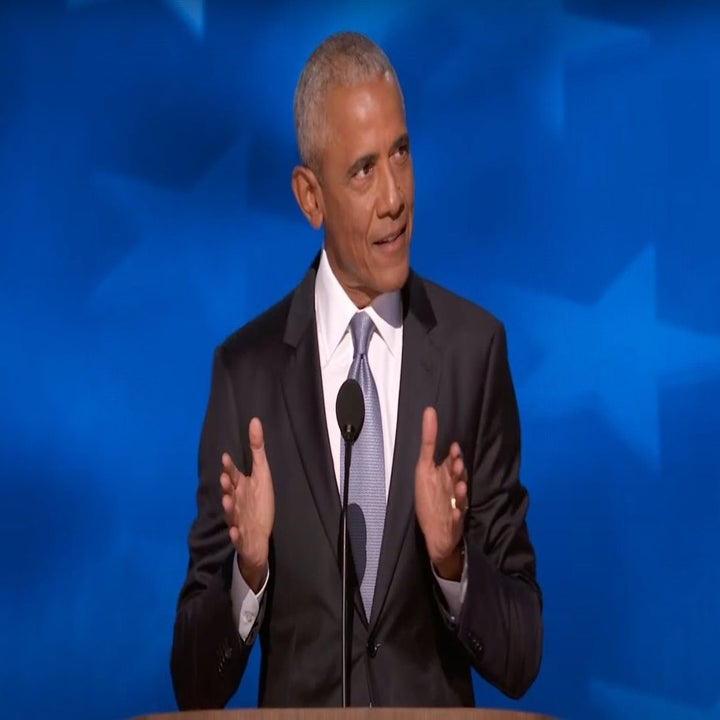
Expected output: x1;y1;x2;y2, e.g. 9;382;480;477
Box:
316;75;414;307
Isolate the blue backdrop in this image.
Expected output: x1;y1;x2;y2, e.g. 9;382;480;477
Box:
2;1;719;719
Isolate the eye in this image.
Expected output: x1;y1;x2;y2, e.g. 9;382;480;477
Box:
394;142;410;160
355;161;374;178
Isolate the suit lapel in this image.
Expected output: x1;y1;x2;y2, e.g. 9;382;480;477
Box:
369;273;440;630
279;261;370;624
280;264;342;567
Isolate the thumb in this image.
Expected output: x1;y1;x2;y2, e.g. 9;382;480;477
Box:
248;417;267;472
418;407;438;467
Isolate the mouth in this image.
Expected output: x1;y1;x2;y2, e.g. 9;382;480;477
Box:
373;224;406;250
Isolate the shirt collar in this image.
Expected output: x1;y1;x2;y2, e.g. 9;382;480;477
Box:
315;247;403;368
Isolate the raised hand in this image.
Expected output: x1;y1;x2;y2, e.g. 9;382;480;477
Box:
414;407;467;581
220;417;275;592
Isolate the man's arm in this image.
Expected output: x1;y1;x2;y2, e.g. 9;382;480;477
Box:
415;321;542;699
456;321;542;698
171;348;271;709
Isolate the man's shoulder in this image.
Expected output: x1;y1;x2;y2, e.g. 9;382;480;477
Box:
417;274;503;338
217;258;319;363
216;288;295;366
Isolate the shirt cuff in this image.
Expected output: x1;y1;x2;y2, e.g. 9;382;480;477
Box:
432;541;469;623
230;554;269;642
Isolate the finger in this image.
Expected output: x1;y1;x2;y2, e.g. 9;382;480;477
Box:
449;442;463;463
248;417;268;472
453;478;468;513
451;453;465;481
418;407;438;467
221;492;236;526
220;471;234;495
221;453;238;485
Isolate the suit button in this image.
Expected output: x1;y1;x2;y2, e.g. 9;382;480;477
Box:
224;646;234;660
467;632;483;655
367;640;381;658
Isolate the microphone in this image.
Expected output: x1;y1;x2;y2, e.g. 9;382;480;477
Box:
335;378;364;708
336;378;364;444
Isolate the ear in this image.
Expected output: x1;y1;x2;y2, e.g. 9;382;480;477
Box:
291;165;324;230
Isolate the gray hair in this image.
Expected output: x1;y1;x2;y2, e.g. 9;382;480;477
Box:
293;31;401;175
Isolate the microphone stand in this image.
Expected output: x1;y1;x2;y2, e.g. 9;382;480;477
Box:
336;377;363;708
341;434;352;708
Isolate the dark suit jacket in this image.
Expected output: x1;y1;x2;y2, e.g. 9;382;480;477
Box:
171;259;542;708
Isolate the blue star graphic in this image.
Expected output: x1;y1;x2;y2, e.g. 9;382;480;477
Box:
408;1;647;135
590;678;720;720
495;247;720;467
535;1;649;133
68;0;205;37
88;150;314;337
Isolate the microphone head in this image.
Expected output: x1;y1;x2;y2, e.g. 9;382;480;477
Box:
336;378;364;444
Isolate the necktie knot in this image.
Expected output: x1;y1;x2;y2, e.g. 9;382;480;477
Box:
350;311;375;358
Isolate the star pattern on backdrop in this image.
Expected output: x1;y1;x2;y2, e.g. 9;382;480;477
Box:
498;246;720;467
409;0;648;134
89;154;313;339
4;5;718;720
537;1;649;132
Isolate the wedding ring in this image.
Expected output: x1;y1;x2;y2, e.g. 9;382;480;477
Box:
450;496;457;511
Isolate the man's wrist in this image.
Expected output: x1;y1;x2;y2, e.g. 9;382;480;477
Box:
237;556;268;594
432;543;464;581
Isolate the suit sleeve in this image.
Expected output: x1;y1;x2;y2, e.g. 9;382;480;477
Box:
457;322;543;699
170;347;264;709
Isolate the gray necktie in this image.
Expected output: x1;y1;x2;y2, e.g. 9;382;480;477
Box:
340;311;386;619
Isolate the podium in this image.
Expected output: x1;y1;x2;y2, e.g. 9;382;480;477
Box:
133;710;555;720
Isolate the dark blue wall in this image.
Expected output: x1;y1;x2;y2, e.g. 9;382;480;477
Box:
2;1;719;718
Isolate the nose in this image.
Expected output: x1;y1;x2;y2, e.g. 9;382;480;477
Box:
376;162;404;220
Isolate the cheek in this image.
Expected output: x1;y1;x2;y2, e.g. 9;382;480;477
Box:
351;205;375;259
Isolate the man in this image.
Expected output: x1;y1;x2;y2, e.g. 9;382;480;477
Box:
171;31;542;709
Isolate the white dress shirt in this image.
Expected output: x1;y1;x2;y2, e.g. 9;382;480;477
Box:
230;249;467;641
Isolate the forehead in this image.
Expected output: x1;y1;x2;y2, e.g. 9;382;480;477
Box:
321;76;407;161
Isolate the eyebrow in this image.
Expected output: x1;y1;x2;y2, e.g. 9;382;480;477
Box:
346;133;411;179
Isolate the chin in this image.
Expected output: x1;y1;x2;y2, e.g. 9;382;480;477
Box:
377;264;410;294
